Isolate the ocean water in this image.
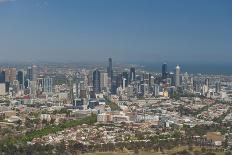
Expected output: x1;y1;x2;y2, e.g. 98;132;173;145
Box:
139;63;232;75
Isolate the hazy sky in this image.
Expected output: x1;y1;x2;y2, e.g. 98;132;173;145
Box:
0;0;231;63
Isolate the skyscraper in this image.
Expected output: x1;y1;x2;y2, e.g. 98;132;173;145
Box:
129;67;135;82
17;70;24;90
93;69;101;93
27;67;33;81
107;58;113;79
43;76;53;93
32;65;37;81
0;71;5;83
122;71;129;87
175;65;180;87
162;63;168;79
116;73;122;88
27;65;37;81
100;72;108;91
215;81;221;93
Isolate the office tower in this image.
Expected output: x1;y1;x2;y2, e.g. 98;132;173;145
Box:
153;84;160;97
129;67;135;82
169;72;175;86
0;83;6;96
4;68;16;83
17;70;24;89
143;73;151;86
215;81;221;93
43;76;53;93
24;79;30;89
9;68;16;83
205;78;209;87
141;83;149;96
87;73;93;86
116;73;122;88
100;72;108;91
5;82;10;93
27;65;37;81
162;63;168;79
32;65;37;81
93;69;101;93
107;58;113;79
203;78;209;94
175;65;180;87
0;71;5;83
27;67;33;81
122;78;127;89
122;71;129;87
150;76;155;86
30;81;37;96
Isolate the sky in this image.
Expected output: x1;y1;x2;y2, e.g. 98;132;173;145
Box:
0;0;231;63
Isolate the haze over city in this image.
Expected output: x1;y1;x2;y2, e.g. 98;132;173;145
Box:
0;0;231;63
0;1;232;155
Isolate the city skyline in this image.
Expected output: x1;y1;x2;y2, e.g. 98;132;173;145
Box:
0;0;231;63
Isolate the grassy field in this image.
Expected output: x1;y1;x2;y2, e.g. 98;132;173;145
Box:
82;146;226;155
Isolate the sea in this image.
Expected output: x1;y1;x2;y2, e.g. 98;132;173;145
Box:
137;62;232;75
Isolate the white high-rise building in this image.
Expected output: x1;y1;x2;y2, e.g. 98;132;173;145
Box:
175;65;180;87
122;78;126;90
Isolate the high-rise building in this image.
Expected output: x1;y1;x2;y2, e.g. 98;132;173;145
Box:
205;78;209;87
122;71;129;87
162;63;168;79
175;65;180;87
143;73;151;87
215;81;221;93
107;58;113;79
169;72;175;86
43;76;53;93
3;68;16;83
17;70;24;90
32;65;37;81
122;78;127;89
0;71;5;83
27;67;33;81
9;68;16;83
129;67;135;82
93;69;101;93
100;72;108;91
0;83;6;96
116;73;122;88
27;65;37;81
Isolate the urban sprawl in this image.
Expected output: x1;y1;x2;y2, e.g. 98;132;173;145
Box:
0;59;231;155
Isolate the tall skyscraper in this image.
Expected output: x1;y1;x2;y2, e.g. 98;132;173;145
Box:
175;65;180;87
93;69;101;93
162;63;168;79
0;71;5;83
9;68;16;83
116;73;122;88
27;67;33;81
215;81;221;93
143;73;151;87
205;78;209;87
107;58;113;79
129;67;135;82
32;65;37;81
27;65;37;81
43;76;53;93
3;68;16;83
100;72;108;91
17;70;24;90
122;71;129;87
